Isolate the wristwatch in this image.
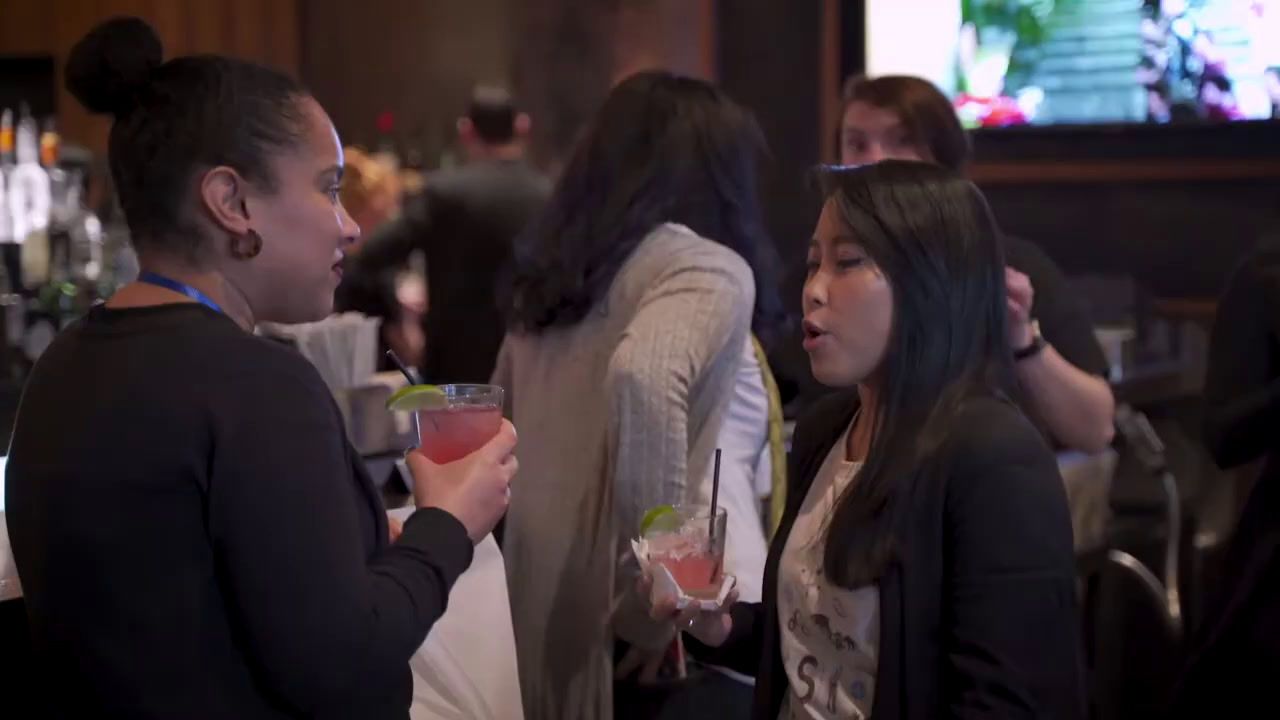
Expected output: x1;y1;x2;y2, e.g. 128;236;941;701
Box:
1013;320;1047;362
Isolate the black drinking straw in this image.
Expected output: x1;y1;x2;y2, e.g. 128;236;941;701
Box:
709;448;722;542
707;448;724;587
385;350;419;385
386;350;435;434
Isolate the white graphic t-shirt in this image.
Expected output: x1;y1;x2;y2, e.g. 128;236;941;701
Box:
777;421;879;719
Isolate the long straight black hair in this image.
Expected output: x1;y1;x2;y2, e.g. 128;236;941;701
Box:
818;161;1017;589
503;70;783;342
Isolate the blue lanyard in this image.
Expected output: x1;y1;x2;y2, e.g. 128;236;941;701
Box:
137;271;225;315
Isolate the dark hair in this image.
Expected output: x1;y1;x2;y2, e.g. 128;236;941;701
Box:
65;17;311;261
504;70;783;340
842;75;971;173
467;85;517;145
817;161;1014;588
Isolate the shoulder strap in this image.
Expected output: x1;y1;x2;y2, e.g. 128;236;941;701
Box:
751;334;788;538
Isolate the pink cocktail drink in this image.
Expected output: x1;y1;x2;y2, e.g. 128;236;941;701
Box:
646;505;727;599
415;384;504;464
419;406;503;463
651;547;723;598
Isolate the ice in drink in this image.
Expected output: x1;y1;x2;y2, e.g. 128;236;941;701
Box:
644;505;727;599
387;383;504;463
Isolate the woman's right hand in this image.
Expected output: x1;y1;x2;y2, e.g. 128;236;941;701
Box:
404;420;519;543
639;573;737;648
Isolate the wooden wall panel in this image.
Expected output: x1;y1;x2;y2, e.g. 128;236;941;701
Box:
719;0;825;303
0;0;58;55
185;2;231;56
146;2;188;55
512;0;718;169
3;0;716;172
612;0;716;84
261;0;301;74
300;0;512;163
819;0;842;164
0;0;301;156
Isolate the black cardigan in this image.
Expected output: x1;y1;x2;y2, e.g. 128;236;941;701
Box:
6;304;474;719
689;391;1085;719
1173;236;1280;718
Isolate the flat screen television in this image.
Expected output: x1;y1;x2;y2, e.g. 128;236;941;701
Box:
863;0;1280;127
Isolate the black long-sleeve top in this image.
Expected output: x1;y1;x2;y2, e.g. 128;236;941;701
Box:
1175;236;1280;717
1203;238;1280;470
5;303;473;719
687;391;1085;719
347;158;550;384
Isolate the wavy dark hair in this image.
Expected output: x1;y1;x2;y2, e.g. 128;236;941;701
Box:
817;161;1016;588
842;75;971;173
504;70;783;341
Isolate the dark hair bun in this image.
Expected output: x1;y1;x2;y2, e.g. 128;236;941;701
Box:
65;17;163;117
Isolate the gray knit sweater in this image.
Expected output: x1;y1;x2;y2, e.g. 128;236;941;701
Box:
491;223;755;720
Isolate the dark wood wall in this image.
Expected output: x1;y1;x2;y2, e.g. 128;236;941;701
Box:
981;176;1280;302
0;0;301;156
719;0;828;310
510;0;715;170
970;125;1280;301
299;0;714;170
300;0;511;162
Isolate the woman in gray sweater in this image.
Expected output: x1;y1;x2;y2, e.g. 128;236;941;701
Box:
492;71;783;720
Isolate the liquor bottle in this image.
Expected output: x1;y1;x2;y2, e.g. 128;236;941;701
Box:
40;118;70;284
26;164;104;365
8;104;50;291
0;108;23;359
40;117;66;216
0;108;13;167
0;108;15;284
64;170;104;285
8;108;54;363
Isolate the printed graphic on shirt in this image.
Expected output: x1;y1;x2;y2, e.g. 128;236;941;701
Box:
779;454;878;720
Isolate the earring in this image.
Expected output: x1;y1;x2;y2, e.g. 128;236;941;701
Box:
230;230;263;260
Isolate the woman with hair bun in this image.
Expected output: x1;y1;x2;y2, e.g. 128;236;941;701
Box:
5;17;518;719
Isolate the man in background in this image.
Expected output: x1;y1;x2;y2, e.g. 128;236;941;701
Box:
352;85;550;383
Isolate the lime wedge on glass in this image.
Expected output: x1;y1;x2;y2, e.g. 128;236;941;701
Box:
639;504;681;536
385;384;448;412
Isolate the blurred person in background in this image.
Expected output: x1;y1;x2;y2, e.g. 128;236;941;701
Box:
353;85;549;383
1173;229;1280;718
5;18;518;719
332;146;423;369
836;74;1114;453
340;146;403;246
492;70;785;720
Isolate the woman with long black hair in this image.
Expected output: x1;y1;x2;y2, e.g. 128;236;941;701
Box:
832;75;1114;454
492;70;784;719
663;161;1085;719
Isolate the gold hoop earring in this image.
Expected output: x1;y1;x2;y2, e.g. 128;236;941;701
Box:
230;230;263;260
